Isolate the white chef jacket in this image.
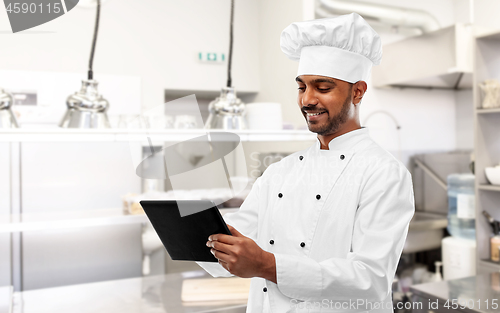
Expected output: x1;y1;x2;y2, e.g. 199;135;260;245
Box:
197;128;415;313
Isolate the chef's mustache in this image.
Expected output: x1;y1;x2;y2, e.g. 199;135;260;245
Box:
301;107;328;114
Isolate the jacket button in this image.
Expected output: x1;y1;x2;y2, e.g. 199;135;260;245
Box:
278;193;283;198
340;154;345;160
316;194;321;200
263;287;268;292
269;240;274;245
300;242;305;247
299;155;304;161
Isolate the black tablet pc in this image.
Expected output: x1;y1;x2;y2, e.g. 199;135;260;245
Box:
140;200;232;262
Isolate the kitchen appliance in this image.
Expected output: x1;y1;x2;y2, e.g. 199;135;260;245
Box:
316;0;440;34
60;0;111;128
206;87;246;129
372;24;473;89
0;88;19;128
59;80;110;128
205;0;246;130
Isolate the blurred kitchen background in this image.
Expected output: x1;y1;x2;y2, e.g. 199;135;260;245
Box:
1;0;500;312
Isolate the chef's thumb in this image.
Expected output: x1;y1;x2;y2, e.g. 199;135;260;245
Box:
227;225;242;237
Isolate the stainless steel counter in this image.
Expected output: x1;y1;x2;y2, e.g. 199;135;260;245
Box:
12;271;246;313
410;272;500;313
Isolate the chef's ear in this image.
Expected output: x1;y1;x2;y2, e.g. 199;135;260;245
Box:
352;81;367;105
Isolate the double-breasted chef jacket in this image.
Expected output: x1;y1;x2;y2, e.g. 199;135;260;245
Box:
198;128;415;313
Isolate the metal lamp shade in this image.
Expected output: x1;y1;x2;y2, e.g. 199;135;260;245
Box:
205;87;246;130
59;80;110;128
0;88;19;128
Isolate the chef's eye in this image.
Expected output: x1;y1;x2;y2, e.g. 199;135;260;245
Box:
298;87;306;91
317;88;330;92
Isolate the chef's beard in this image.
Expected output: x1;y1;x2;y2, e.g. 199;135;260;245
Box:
307;91;352;136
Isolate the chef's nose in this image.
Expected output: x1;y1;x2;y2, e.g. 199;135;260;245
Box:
301;87;318;106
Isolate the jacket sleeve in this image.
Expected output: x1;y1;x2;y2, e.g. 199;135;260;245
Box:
196;175;262;277
274;162;415;302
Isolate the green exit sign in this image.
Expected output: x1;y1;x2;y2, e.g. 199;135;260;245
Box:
198;52;226;63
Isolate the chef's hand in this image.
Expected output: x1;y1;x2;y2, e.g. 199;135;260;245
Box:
207;225;277;283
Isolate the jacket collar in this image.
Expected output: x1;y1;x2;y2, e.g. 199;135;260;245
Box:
314;127;369;152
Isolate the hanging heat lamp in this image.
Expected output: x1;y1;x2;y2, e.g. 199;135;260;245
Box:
60;0;110;128
0;88;19;128
205;0;246;130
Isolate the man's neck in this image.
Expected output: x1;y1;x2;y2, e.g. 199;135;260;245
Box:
317;125;362;150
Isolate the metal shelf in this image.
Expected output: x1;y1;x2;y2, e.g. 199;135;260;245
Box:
0;129;316;143
478;184;500;192
479;259;500;271
0;208;147;233
476;107;500;114
0;207;239;233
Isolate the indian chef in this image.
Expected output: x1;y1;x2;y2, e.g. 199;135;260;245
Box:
197;12;415;313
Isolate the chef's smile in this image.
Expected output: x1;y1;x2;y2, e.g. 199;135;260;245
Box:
305;111;327;122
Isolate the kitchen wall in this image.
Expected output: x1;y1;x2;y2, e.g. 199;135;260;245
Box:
474;0;500;29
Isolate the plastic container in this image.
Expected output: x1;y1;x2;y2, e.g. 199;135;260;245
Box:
447;173;476;240
442;236;476;280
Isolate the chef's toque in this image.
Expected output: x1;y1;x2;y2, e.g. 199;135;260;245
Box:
280;12;382;83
